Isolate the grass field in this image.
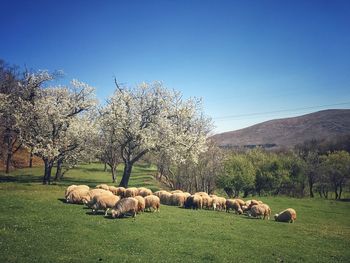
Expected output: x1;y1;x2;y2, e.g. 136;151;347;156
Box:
1;163;350;262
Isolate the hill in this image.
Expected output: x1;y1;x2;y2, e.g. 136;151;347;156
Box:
212;109;350;149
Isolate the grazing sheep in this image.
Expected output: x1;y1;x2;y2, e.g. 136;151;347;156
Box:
91;194;120;216
226;199;243;214
235;198;246;207
108;186;119;195
183;192;191;199
82;189;113;207
170;193;187;207
65;185;89;199
125;187;138;197
185;195;203;210
159;191;172;205
111;198;139;218
214;197;227;211
154;190;167;198
274;208;297;223
195;192;209;197
200;195;213;209
144;195;160;212
138;187;153;197
96;184;110;191
249;204;271;220
66;188;90;204
134;196;146;213
115;187;126;197
171;190;183;194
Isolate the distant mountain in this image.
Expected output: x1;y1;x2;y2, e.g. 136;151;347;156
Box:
211;109;350;149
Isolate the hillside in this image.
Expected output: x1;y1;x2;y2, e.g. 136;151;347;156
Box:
212;109;350;149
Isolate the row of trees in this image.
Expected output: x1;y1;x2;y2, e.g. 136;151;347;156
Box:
0;60;211;187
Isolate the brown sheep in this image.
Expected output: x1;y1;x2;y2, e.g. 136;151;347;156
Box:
115;187;126;197
226;199;243;214
249;204;271;220
171;190;183;194
108;186;119;195
144;195;160;212
185;195;203;210
170;193;187;207
154;190;167;198
96;184;110;191
125;187;138;197
82;189;113;207
274;208;297;223
65;185;89;199
66;188;90;204
235;198;246;207
91;194;120;216
159;191;172;205
111;197;139;218
138;187;153;197
134;196;146;213
200;195;213;209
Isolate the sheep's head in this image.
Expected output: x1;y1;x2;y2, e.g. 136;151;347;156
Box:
238;208;243;215
274;214;279;221
111;209;120;218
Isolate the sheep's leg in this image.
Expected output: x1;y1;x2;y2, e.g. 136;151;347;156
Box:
105;208;109;216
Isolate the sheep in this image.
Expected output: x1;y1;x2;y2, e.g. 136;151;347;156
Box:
115;187;126;197
235;198;246;207
171;190;183;194
66;188;90;204
125;187;138;197
111;198;139;218
138;187;153;197
214;197;226;211
108;186;119;195
185;195;203;210
65;185;89;199
170;193;187;207
159;191;172;205
195;192;209;197
134;195;146;213
226;199;243;214
249;204;271;220
144;195;160;212
154;190;167;198
183;192;191;199
91;194;120;216
82;189;113;207
274;208;297;223
96;184;110;191
200;195;213;209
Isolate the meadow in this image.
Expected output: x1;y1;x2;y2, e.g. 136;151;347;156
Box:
0;163;349;262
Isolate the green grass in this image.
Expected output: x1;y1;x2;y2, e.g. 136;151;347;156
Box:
1;164;350;262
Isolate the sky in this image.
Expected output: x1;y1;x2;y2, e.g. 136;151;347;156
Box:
1;0;350;133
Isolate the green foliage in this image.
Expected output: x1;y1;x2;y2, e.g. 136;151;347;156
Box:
1;164;350;262
218;153;255;197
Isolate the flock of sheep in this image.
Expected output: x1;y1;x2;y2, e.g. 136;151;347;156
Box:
64;184;297;222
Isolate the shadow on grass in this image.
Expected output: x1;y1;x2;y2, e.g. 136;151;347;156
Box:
0;174;42;183
57;198;67;204
338;198;350;202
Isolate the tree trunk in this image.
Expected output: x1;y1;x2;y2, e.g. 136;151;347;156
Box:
119;162;133;188
308;178;314;198
104;162;107;172
43;159;53;185
243;189;249;198
110;164;117;183
339;184;343;200
334;185;339;200
5;151;12;174
29;150;33;168
54;159;63;181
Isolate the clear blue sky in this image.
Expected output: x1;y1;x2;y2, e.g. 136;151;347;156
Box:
1;0;350;133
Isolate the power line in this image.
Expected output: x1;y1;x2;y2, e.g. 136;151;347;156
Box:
213;102;350;120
